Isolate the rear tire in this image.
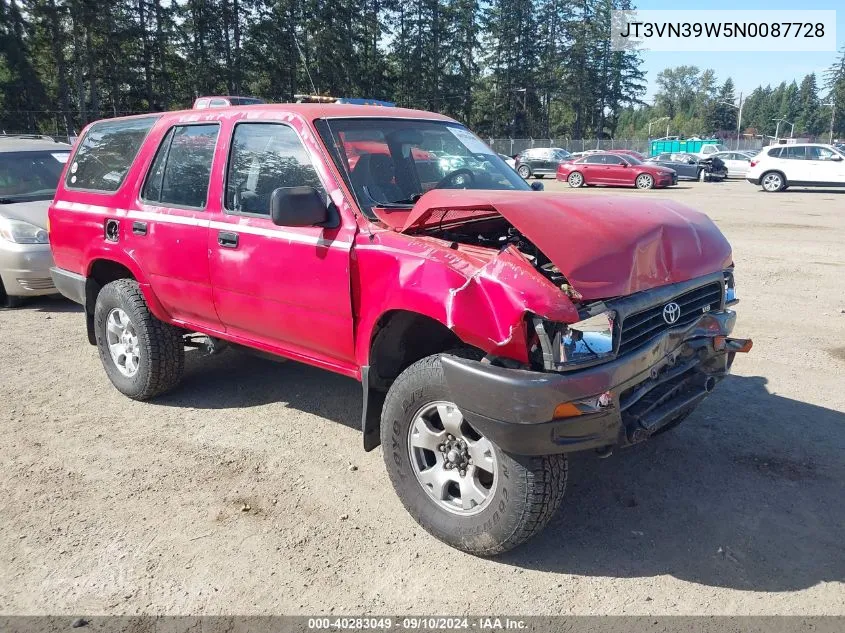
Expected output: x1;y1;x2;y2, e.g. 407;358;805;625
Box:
761;171;785;192
567;172;584;188
94;278;185;400
381;353;568;556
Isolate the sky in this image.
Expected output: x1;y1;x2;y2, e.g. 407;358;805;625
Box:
636;0;844;101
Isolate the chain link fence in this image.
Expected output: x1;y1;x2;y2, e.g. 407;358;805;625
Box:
488;138;766;156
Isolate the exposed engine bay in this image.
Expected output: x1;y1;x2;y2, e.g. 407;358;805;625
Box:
429;218;580;300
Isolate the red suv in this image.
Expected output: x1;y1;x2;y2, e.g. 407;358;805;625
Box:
48;105;749;555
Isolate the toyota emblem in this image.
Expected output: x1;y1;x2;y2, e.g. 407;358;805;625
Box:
662;302;681;324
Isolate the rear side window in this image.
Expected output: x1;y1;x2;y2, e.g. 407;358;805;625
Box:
141;124;219;208
67;116;159;191
585;155;605;164
225;123;323;216
767;147;783;158
784;146;806;160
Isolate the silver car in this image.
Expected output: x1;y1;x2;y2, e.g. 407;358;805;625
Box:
710;151;754;178
0;136;71;307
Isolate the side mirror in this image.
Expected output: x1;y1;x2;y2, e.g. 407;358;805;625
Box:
831;154;843;161
530;181;544;191
270;186;328;227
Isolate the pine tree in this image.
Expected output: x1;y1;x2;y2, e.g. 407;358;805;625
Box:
796;73;822;136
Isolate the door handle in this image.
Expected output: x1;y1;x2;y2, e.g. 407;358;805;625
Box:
218;231;239;248
132;221;147;236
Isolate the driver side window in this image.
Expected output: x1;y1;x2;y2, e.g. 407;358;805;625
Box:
225;123;324;216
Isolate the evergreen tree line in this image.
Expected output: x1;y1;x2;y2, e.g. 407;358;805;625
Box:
1;0;843;141
618;56;845;142
0;0;646;137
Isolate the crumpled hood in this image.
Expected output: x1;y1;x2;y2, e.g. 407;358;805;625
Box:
373;190;732;300
0;199;50;230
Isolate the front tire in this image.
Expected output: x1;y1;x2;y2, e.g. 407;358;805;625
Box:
635;173;654;189
0;279;25;308
94;279;185;400
567;172;584;188
517;165;531;179
381;353;568;556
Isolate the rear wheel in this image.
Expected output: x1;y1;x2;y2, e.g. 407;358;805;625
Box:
635;173;654;189
567;172;584;188
517;165;531;179
94;278;185;400
761;171;785;192
381;353;568;556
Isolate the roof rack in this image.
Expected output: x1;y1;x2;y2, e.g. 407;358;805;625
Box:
293;95;395;107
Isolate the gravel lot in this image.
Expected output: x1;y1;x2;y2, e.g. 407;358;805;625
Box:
1;179;844;616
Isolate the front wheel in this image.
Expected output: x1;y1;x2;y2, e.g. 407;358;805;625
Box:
567;172;584;188
94;278;185;400
635;173;654;189
517;165;531;179
381;354;568;556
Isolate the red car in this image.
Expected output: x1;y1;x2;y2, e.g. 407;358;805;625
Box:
49;105;748;556
557;152;677;189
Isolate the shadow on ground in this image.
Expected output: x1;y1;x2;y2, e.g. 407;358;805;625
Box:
501;374;845;592
156;348;362;432
150;348;845;592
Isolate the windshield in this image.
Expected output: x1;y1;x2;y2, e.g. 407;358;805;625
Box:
0;150;69;202
316;118;530;217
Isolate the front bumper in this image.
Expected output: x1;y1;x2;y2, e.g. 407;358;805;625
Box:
0;242;55;297
441;310;751;455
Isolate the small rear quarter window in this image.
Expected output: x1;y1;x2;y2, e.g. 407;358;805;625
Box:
67;116;159;191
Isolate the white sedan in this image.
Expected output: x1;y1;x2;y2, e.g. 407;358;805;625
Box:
710;151;755;178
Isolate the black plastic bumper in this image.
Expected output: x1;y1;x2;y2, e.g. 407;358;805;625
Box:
441;311;748;456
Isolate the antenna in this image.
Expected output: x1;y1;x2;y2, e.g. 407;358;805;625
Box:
293;32;318;96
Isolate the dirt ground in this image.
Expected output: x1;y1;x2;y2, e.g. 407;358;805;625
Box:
1;178;844;616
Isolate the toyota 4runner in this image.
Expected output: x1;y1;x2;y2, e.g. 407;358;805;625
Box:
49;105;750;555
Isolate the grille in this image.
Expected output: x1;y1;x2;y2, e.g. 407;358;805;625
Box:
17;277;55;291
618;281;722;356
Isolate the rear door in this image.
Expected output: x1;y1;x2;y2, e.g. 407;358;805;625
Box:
130;122;222;330
781;145;809;181
208;120;357;366
579;155;605;183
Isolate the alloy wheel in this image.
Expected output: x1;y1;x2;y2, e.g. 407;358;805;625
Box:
762;173;782;192
568;172;583;187
636;174;653;189
105;308;141;377
407;401;497;516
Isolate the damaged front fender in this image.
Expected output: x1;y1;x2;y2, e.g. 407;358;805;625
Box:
353;232;578;366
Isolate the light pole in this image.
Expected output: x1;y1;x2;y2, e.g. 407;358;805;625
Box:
648;116;669;138
823;101;836;143
719;91;744;150
772;118;794;139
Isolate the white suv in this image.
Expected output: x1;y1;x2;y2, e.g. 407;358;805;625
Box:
746;143;845;192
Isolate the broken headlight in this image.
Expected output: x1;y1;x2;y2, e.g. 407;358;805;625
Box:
558;311;615;365
724;270;737;305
